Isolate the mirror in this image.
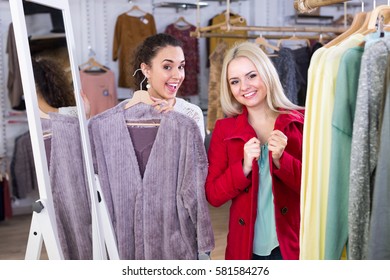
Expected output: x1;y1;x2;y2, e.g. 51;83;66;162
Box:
9;0;105;260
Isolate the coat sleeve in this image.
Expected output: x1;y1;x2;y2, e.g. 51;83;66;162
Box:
88;118;116;226
271;121;303;195
205;120;252;207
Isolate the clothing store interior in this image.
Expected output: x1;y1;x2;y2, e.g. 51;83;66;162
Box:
0;0;389;261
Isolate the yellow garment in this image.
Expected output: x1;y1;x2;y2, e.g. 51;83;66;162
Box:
300;34;365;260
112;13;157;88
341;246;347;260
206;42;227;132
300;47;327;260
208;12;248;56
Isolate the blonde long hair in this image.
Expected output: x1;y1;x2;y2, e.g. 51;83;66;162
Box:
220;41;304;117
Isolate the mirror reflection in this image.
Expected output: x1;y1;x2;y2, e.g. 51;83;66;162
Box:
13;1;93;260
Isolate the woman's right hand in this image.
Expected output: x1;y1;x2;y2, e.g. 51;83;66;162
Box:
150;96;175;113
243;137;261;176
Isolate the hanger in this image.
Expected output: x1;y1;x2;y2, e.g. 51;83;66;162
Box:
124;72;154;109
255;36;280;52
174;16;192;28
125;89;161;126
354;11;371;35
276;32;311;49
124;89;154;109
79;57;109;72
324;11;367;48
126;4;147;16
363;5;390;35
124;69;160;127
43;131;53;139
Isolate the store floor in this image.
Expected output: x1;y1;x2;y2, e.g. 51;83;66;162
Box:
0;203;229;260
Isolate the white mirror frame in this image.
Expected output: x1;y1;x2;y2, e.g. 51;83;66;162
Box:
9;0;106;259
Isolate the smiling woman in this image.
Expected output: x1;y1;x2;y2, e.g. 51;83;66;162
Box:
205;41;305;260
131;33;206;141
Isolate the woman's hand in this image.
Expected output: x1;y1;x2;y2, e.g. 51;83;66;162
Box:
243;137;261;176
268;130;287;169
150;96;175;113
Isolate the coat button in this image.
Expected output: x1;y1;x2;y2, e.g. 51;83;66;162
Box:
244;187;249;193
281;207;288;215
239;218;245;225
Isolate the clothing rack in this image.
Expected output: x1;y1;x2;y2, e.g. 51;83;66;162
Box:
191;0;347;39
191;32;336;41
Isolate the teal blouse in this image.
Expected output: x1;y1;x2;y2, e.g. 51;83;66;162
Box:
253;144;279;256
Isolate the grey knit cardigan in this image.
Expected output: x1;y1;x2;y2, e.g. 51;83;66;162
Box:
88;101;215;260
42;114;93;260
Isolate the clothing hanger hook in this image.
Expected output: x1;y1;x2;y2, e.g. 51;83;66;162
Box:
88;45;96;58
133;68;146;90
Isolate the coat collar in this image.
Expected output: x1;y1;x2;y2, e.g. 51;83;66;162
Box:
227;107;256;142
226;107;305;142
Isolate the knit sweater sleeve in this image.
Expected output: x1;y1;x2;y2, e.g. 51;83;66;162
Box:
180;122;215;254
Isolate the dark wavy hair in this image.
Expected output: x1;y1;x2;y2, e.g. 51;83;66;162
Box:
131;33;183;90
32;57;75;108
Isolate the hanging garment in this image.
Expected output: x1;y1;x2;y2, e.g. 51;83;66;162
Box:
206;41;227;133
41;114;93;260
0;181;4;221
349;37;390;260
325;45;364;260
1;177;12;220
6;23;25;111
206;12;248;67
79;69;118;117
10;132;38;199
367;54;390;260
112;13;157;88
88;101;214;259
291;46;311;106
300;33;365;260
271;47;303;106
164;23;199;97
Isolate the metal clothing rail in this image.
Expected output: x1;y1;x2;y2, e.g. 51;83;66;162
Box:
218;25;347;34
191;22;346;39
190;32;337;40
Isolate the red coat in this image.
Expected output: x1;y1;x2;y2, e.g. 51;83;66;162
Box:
205;107;304;260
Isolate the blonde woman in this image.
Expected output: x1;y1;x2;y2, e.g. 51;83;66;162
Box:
205;41;304;260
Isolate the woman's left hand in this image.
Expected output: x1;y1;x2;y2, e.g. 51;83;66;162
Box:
268;130;288;169
150;96;174;113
